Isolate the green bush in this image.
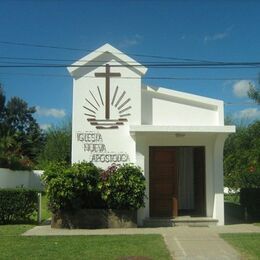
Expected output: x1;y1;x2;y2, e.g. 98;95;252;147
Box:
43;162;146;213
99;164;146;210
42;161;104;212
0;188;38;224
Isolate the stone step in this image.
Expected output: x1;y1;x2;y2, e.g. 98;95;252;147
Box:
174;217;218;227
143;218;174;227
143;217;218;227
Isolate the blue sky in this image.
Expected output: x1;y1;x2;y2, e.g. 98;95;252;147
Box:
0;0;259;129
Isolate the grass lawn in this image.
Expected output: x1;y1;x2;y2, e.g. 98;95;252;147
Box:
0;225;171;260
0;224;34;236
40;193;51;222
221;233;260;259
30;193;51;223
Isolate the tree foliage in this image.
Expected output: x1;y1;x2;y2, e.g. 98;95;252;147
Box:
248;83;260;105
0;85;43;169
0;86;5;121
37;120;71;168
224;121;260;189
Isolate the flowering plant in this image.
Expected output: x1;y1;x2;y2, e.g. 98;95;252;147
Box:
99;163;146;210
43;161;146;213
100;164;118;181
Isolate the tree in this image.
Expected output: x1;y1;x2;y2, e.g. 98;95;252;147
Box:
0;85;5;113
0;85;6;135
224;121;260;189
248;75;260;104
6;97;44;159
248;84;260;105
37;120;71;168
0;85;43;169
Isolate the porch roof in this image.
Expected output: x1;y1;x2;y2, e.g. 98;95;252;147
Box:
130;125;236;134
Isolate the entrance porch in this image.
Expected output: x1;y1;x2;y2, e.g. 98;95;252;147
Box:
131;126;235;226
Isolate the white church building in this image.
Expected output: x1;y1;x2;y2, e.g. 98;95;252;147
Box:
68;43;235;226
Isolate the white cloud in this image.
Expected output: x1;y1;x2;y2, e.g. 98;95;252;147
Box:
36;106;66;118
232;80;252;98
118;34;143;48
40;124;52;130
204;32;227;42
204;26;233;43
234;108;260;119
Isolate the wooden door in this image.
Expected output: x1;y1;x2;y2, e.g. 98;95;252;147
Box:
149;147;178;218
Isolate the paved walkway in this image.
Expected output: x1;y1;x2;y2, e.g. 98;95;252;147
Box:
23;224;260;259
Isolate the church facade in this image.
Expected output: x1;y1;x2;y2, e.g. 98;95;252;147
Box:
68;43;235;226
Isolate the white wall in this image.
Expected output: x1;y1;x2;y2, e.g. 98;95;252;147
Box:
152;98;218;126
0;168;44;191
141;88;223;126
71;54;143;169
212;134;229;225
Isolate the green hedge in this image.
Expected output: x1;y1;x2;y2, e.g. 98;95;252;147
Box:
42;161;105;212
0;188;38;224
42;162;146;213
240;188;260;220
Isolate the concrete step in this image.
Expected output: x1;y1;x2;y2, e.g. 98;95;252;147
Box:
143;217;218;227
143;218;174;227
174;217;218;227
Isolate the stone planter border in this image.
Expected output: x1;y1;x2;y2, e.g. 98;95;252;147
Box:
51;208;137;229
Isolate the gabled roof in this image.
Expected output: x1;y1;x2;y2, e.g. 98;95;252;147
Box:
68;43;148;76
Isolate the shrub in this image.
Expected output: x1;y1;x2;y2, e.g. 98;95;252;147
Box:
42;161;104;212
99;164;146;210
43;162;146;213
0;188;38;224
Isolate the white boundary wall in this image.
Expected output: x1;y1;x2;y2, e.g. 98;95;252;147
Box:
0;168;44;191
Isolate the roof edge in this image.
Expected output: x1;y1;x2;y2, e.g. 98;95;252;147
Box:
142;84;223;107
67;43;148;76
130;125;236;133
